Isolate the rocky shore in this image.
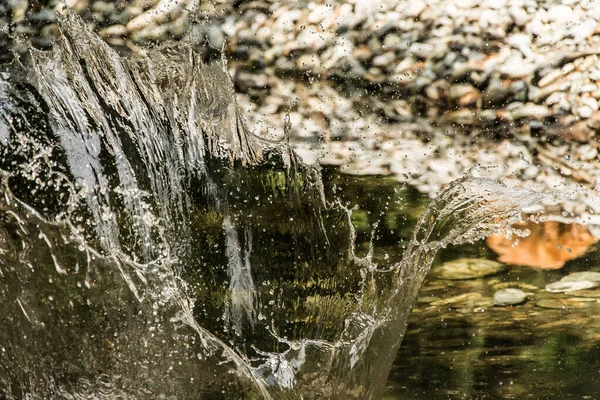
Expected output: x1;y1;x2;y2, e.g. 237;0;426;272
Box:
3;0;600;224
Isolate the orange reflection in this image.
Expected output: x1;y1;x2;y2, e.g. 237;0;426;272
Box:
486;221;598;270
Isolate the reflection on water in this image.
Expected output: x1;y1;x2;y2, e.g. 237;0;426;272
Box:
386;237;600;400
304;172;600;399
318;172;600;399
487;221;598;270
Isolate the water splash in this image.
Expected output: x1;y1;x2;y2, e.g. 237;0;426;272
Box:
0;13;541;400
223;215;257;336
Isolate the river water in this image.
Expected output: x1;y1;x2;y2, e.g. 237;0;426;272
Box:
0;14;549;400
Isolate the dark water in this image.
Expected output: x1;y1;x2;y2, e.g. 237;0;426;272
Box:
0;14;543;400
319;169;600;399
386;255;600;400
324;171;600;400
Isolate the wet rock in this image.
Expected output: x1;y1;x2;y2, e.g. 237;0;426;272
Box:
26;9;57;23
536;298;590;309
491;281;539;291
545;280;599;293
429;292;482;307
560;271;600;283
569;288;600;298
434;258;506;280
493;288;530;306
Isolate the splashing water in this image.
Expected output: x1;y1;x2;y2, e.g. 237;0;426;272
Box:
0;14;541;399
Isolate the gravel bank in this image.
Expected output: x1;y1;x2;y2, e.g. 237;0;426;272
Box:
3;0;600;224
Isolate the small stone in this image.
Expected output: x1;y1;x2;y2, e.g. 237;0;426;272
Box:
450;84;477;100
296;54;322;74
521;165;539;180
26;9;56;23
409;42;434;59
569;288;600;298
545;280;598;293
510;80;528;101
206;24;225;49
447;109;475;125
575;144;598;161
547;5;574;23
99;24;127;38
570;19;597;42
383;34;402;49
511;104;549;119
500;57;535;78
491;282;539;291
582;97;599;111
536;298;590;309
126;11;155;32
493;288;529;306
235;72;270;91
545;91;566;106
590;69;600;81
92;2;116;14
434;258;506;280
479;110;497;123
483;79;509;107
429;292;482;307
538;69;564;88
130;24;169;42
402;0;426;18
371;51;396;67
509;6;530;26
576;105;593;119
580;84;598;93
561;271;600;282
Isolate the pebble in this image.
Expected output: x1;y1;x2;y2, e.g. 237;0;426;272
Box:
434;258;506;280
560;271;600;283
536;298;590;309
511;104;549;119
493;288;529;306
575;145;598;161
296;54;322;74
447;109;475;125
545;280;599;293
576;105;593;119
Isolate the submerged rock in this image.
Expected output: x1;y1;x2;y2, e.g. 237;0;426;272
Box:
545;280;599;293
560;271;600;283
434;258;506;280
536;298;591;309
493;288;530;306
